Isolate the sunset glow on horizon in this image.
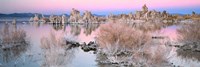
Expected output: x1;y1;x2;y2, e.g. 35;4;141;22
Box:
0;0;200;15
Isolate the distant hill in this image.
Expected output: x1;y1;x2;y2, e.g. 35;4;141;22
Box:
93;14;106;17
0;13;69;18
170;13;186;16
0;13;36;18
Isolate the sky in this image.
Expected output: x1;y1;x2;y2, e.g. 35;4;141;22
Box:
0;0;200;15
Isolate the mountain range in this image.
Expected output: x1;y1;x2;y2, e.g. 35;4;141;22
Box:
0;13;70;18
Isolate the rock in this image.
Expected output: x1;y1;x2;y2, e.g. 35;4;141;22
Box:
62;14;67;24
69;8;81;22
162;10;169;18
33;14;40;22
40;14;50;23
135;11;142;19
152;36;165;39
174;45;181;48
29;17;34;22
88;41;95;46
50;16;62;24
80;42;86;47
81;41;97;52
72;42;80;47
142;4;148;13
12;18;16;25
128;12;134;20
49;15;55;23
192;11;196;17
65;40;80;50
181;45;192;50
40;18;50;23
83;10;94;23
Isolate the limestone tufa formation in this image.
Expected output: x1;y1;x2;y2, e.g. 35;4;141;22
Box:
69;8;81;22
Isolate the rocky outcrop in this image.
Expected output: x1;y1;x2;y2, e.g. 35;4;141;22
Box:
62;14;67;24
12;18;16;25
33;14;40;22
142;4;148;14
49;15;62;24
106;4;171;23
83;10;93;23
40;14;50;23
69;8;81;22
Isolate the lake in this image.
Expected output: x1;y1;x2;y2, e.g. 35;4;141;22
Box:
0;21;200;67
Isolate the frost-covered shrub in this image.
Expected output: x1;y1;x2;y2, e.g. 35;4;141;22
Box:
96;22;171;66
40;31;76;67
177;21;200;44
0;24;27;48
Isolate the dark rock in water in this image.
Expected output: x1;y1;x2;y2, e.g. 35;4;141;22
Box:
180;43;200;52
71;42;80;47
152;36;165;39
88;41;95;46
181;44;192;50
66;40;80;50
174;45;181;48
81;45;97;52
81;41;98;52
80;42;86;47
168;44;181;48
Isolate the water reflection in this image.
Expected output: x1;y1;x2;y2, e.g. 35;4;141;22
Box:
40;31;76;67
0;23;30;66
0;43;30;63
52;24;66;31
31;23;101;37
2;21;198;67
70;24;81;36
83;24;100;36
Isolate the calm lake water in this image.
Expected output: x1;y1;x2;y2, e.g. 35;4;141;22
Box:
0;21;200;67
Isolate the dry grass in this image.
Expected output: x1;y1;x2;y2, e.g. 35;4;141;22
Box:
96;22;171;66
